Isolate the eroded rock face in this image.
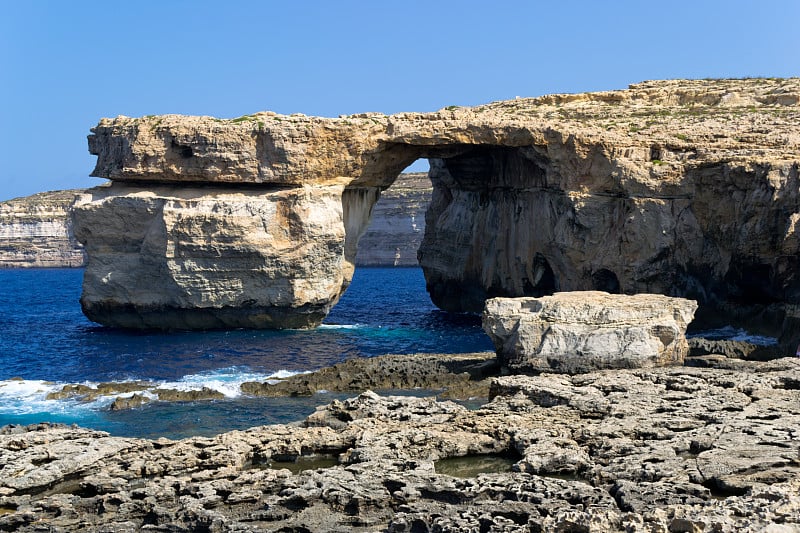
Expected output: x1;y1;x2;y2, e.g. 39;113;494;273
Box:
72;183;356;329
0;174;429;270
76;78;800;332
2;359;799;532
483;293;697;373
354;172;431;266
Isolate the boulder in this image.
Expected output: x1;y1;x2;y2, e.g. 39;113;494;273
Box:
482;292;697;373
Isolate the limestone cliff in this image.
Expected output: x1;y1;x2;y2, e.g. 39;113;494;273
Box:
354;173;430;266
0;190;86;268
76;78;800;335
73;183;350;329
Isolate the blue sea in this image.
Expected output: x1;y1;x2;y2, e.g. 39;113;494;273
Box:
0;267;493;439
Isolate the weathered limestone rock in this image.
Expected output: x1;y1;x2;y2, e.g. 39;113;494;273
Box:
483;292;698;373
240;351;498;399
76;78;800;334
0;190;86;267
0;173;429;270
72;183;355;329
2;359;800;531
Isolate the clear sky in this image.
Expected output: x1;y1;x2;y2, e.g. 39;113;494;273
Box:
1;0;798;201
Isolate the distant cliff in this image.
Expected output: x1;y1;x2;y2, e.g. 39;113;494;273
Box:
0;177;430;268
0;190;86;268
355;173;431;266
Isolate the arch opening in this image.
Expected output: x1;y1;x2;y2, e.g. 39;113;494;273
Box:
351;161;433;268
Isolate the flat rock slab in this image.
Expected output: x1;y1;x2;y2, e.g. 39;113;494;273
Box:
483;292;698;373
2;359;800;532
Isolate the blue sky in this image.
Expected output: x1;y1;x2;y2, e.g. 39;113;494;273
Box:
1;0;798;201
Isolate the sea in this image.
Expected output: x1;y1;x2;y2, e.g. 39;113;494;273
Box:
0;267;779;441
0;267;493;440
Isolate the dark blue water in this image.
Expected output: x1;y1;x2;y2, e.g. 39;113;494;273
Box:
0;267;493;438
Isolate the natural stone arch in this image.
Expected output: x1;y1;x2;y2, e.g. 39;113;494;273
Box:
73;79;800;353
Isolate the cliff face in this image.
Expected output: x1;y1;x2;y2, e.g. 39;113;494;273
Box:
73;183;349;329
75;78;800;334
0;190;86;268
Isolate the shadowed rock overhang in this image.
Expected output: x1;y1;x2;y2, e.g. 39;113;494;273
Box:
73;78;800;349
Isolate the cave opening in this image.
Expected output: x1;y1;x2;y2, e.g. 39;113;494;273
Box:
325;156;494;353
592;269;621;294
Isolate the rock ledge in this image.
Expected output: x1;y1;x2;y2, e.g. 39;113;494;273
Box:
2;358;799;532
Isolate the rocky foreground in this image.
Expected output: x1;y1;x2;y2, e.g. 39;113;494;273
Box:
2;355;799;532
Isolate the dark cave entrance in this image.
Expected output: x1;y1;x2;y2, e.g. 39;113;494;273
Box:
416;145;562;313
591;269;621;294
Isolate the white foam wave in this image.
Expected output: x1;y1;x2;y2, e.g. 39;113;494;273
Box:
160;367;277;398
690;326;778;346
0;367;311;417
317;324;363;330
0;379;90;415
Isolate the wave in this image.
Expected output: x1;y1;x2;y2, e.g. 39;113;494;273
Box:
0;379;67;415
316;323;365;330
689;326;778;346
0;367;310;418
158;367;298;397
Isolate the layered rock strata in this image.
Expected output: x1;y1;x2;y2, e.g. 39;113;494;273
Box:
41;352;499;411
0;190;86;268
240;351;498;399
2;358;799;532
483;292;698;373
72;183;351;329
76;78;800;334
354;172;431;266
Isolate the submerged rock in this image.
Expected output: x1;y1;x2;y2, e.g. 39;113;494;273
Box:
1;360;799;531
483;292;697;373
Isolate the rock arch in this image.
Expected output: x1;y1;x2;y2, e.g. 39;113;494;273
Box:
73;79;800;350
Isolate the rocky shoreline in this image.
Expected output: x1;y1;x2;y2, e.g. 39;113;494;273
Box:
2;351;799;532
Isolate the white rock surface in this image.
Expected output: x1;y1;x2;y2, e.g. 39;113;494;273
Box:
72;183;359;329
483;292;698;373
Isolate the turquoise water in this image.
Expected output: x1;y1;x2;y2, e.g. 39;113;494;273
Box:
0;267;493;438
